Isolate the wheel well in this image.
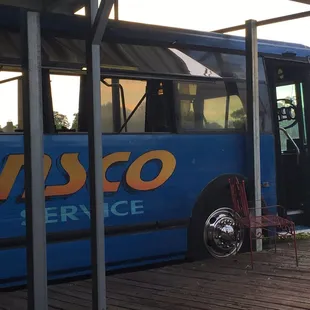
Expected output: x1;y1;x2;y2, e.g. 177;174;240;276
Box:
190;173;247;221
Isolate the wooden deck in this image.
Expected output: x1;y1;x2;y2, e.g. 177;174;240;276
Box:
1;240;310;310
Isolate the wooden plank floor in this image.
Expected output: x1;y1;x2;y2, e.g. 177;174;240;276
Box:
1;240;310;309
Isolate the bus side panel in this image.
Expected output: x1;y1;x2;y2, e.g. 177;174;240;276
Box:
260;134;277;208
0;228;187;288
0;133;276;287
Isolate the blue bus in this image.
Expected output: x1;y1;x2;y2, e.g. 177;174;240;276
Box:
0;8;310;288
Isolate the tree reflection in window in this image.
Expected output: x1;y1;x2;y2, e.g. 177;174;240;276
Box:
54;111;70;130
176;81;246;131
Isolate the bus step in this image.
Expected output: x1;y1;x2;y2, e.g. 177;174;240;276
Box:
286;209;304;225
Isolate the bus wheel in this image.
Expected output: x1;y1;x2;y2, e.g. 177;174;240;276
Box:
187;174;247;260
203;207;244;258
188;203;246;260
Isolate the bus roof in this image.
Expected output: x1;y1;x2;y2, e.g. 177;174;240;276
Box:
0;5;309;69
105;20;310;58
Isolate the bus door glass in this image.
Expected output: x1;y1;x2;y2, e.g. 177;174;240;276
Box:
273;63;310;222
276;83;302;154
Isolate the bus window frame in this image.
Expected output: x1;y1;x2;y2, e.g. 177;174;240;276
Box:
78;74;178;135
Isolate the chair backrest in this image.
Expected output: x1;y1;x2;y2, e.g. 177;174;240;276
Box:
229;177;250;218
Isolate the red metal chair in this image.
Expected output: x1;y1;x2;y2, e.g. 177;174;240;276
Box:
228;177;298;268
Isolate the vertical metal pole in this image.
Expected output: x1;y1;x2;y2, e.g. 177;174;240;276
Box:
18;77;23;130
87;0;106;309
112;0;120;131
112;81;121;131
114;0;119;19
21;10;48;309
246;19;262;252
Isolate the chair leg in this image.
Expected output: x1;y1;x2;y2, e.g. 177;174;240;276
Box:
234;220;238;256
249;228;254;269
235;230;238;257
292;224;298;267
274;228;277;253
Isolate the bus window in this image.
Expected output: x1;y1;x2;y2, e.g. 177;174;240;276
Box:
203;96;226;129
177;83;197;130
0;71;22;133
100;79;114;132
118;79;146;133
50;74;80;132
228;95;246;129
175;80;246;131
81;77;173;133
101;78;147;133
203;95;245;130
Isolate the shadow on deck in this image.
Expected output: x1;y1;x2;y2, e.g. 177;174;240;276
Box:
1;240;310;309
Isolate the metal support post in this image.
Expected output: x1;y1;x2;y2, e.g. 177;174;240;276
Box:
92;0;115;45
114;0;119;19
245;19;262;252
112;0;120;132
21;10;48;309
17;77;23;130
87;0;113;308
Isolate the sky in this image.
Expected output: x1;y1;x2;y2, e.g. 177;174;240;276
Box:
0;0;310;129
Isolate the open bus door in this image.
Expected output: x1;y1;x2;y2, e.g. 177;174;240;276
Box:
265;59;310;226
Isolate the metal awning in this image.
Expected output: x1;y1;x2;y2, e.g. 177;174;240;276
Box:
0;0;307;16
0;0;84;14
0;6;309;73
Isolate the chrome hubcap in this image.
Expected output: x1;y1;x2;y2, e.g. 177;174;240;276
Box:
203;207;244;258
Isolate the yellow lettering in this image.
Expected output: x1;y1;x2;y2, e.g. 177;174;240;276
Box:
103;152;131;192
45;153;86;197
126;150;176;191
